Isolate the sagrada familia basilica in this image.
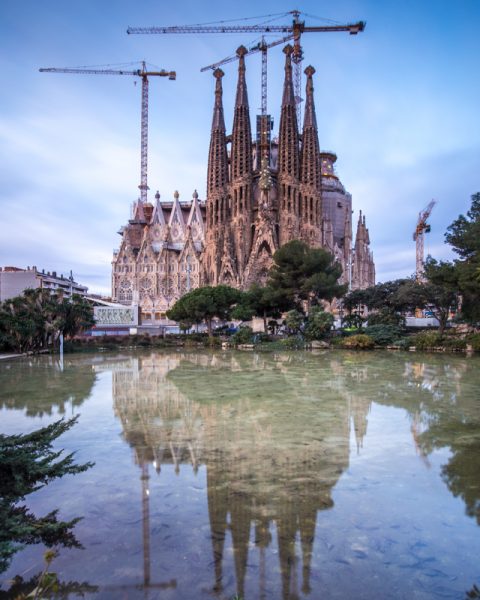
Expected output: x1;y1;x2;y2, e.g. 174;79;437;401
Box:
112;45;375;321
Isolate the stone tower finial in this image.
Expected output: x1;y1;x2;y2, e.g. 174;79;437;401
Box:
211;69;226;129
281;45;295;107
300;64;320;190
231;41;253;182
278;43;299;179
207;67;229;195
303;65;317;128
233;46;249;109
236;45;248;58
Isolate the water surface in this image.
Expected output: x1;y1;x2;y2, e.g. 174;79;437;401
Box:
1;350;479;599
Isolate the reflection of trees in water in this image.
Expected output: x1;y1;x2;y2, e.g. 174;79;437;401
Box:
112;351;371;599
0;573;97;599
0;357;96;417
332;352;480;527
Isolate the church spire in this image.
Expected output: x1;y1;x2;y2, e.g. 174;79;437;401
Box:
231;46;253;181
207;68;229;196
278;44;299;179
300;66;321;190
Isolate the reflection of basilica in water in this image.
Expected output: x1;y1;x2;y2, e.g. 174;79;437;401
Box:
2;350;479;599
107;352;372;598
88;350;480;599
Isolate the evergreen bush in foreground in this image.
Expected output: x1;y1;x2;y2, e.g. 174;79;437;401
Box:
0;417;93;573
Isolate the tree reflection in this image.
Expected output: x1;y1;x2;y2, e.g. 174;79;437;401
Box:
0;357;96;417
0;573;98;599
328;353;480;527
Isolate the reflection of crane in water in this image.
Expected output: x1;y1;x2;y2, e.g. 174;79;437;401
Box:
411;412;431;469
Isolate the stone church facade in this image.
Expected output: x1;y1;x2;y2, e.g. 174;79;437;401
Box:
112;44;375;322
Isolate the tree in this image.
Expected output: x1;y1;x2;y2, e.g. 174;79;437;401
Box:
342;288;371;316
423;258;459;334
284;309;304;336
445;192;480;324
304;306;335;341
232;284;282;332
57;294;95;340
268;240;346;311
0;417;93;573
0;290;94;353
166;285;243;336
445;192;480;260
348;279;426;327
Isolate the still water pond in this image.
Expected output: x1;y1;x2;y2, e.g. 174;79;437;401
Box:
1;350;480;599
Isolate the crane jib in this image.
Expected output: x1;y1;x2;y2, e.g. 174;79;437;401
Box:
126;22;366;35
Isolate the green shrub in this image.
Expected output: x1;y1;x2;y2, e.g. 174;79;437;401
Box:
209;336;221;347
305;307;334;341
442;336;467;350
285;310;305;335
409;331;443;350
281;336;306;350
364;324;402;346
338;334;374;349
232;326;254;345
393;337;411;350
466;332;480;352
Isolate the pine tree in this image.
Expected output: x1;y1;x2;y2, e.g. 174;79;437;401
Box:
0;416;93;573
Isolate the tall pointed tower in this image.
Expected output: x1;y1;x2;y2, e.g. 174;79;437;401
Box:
196;43;375;294
277;45;300;246
203;68;230;285
229;46;254;278
351;211;375;289
299;65;323;247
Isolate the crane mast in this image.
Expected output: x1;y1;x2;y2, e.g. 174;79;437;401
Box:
39;63;176;203
413;200;436;281
261;37;268;116
139;72;149;200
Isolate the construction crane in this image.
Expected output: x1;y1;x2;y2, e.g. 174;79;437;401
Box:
201;34;293;116
413;200;436;281
127;10;365;124
39;62;176;203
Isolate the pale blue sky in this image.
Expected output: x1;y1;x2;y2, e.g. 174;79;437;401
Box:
1;0;479;294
